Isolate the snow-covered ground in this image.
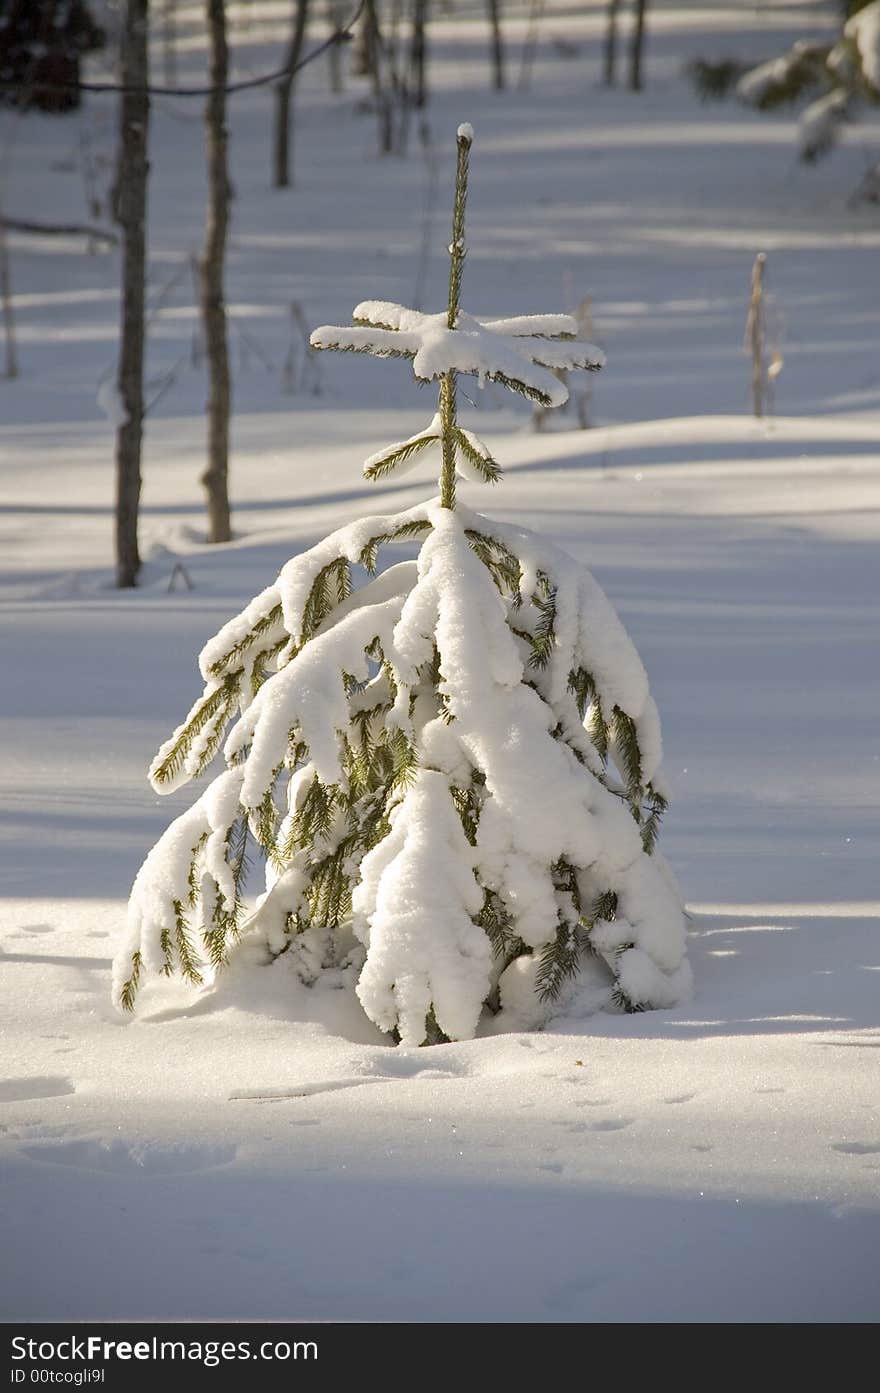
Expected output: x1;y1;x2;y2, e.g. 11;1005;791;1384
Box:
1;2;879;1322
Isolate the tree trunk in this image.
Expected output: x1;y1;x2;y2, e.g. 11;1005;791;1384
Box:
629;0;648;92
410;0;428;108
363;0;394;154
162;0;177;88
603;0;622;86
200;0;232;544
487;0;505;90
0;201;19;380
327;0;345;93
114;0;150;589
747;252;766;419
518;0;542;91
273;0;311;189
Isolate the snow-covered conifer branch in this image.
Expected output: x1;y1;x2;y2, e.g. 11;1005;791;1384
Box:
310;306;603;410
734;10;880;172
736;41;830;110
846;0;880;94
454;428;502;484
799;88;851;161
363;422;440;480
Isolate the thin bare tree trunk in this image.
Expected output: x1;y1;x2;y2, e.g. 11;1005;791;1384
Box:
746;252;767;419
518;0;543;90
327;0;346;93
200;0;232;544
603;0;622;86
629;0;648;92
410;0;428;108
162;0;177;88
114;0;150;588
487;0;505;90
363;0;394;154
0;201;18;379
273;0;311;189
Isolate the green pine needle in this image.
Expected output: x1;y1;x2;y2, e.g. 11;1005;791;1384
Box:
118;950;142;1012
610;707;644;807
528;573;557;670
454;429;502;483
536;921;582;1002
173;902;204;987
358;519;432;574
612;985;645;1014
640;785;668;855
464;529;521;597
150;674;240;788
422;1007;451;1046
301;557;352;639
314;339;417;362
206;604;284;678
364;432;438;481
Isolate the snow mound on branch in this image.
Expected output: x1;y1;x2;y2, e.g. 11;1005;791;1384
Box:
353;769;490;1046
277;500;432;644
799;89;850;161
846;0;880;92
225;593;406;799
460;507;662;783
311;302;604;408
198;585;284;682
115;768;244;1000
379;506;689;1014
363;416;441;479
736;55;794;104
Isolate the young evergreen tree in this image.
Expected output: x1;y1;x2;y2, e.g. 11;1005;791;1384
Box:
115;126;691;1044
734;0;879;167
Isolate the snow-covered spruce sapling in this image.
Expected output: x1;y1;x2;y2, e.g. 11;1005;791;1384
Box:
115;125;691;1044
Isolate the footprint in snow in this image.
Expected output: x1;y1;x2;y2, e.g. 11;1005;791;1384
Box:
832;1141;880;1156
20;1137;236;1174
586;1118;634;1132
364;1052;469;1081
537;1162;565;1174
0;1076;75;1104
755;1086;786;1094
20;923;55;935
664;1092;697;1104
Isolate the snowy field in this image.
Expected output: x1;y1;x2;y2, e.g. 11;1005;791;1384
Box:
1;1;879;1322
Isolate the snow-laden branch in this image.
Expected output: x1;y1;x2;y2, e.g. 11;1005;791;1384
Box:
311;303;604;409
846;0;880;93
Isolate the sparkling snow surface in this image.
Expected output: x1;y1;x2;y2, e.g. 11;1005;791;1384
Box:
1;1;879;1323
